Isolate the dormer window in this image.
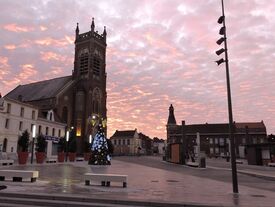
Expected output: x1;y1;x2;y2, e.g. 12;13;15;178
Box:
47;110;55;121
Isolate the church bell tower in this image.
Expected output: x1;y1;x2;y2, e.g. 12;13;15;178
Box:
72;19;107;153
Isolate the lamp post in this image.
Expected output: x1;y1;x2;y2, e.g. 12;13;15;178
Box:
65;130;69;162
31;125;36;164
215;0;238;193
89;134;92;144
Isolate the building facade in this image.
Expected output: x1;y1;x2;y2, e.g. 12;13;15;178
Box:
4;19;107;153
110;129;141;156
166;104;267;164
0;97;66;157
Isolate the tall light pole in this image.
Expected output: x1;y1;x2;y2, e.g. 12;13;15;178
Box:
31;125;36;164
65;130;69;162
215;0;238;193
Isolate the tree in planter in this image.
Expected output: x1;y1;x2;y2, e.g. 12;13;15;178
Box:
68;134;77;161
83;140;91;161
35;134;47;163
57;137;66;162
17;130;30;164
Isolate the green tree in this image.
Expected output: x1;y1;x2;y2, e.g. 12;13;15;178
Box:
35;134;47;152
18;130;30;152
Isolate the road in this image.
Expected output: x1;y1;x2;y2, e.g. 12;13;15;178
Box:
114;155;275;192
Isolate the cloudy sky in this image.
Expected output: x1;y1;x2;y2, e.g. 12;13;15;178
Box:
0;0;274;138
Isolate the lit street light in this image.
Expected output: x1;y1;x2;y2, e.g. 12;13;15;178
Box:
65;130;69;162
31;125;36;164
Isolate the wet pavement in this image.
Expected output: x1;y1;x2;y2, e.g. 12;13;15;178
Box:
0;157;275;207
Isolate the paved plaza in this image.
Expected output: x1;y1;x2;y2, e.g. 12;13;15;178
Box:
0;156;275;206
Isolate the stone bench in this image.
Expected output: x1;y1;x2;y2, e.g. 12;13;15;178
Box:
84;173;127;188
76;157;84;162
268;163;275;167
46;157;57;163
186;162;199;167
0;170;39;182
0;160;14;166
236;160;243;164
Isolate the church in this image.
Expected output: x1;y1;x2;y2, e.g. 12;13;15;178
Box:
5;19;107;153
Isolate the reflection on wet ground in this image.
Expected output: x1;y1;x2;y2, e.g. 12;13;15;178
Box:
1;158;275;207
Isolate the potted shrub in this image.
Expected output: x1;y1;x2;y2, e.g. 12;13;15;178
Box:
83;140;91;161
57;138;66;162
68;135;77;162
35;134;47;163
17;130;30;164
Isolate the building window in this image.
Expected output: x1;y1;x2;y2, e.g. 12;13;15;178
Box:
215;138;219;144
46;127;49;135
20;107;24;117
38;125;42;134
19;121;23;131
32;110;35;120
58;129;61;137
122;139;125;145
52;128;55;136
114;140;117;145
209;138;213;144
7;103;11;113
118;139;121;145
127;139;130;145
5;119;9;129
242;138;246;144
3;138;7;152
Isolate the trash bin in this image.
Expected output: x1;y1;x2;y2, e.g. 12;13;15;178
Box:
200;157;206;168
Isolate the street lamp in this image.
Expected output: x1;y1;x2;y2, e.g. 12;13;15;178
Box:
31;125;36;164
65;130;69;162
215;0;238;193
89;134;92;144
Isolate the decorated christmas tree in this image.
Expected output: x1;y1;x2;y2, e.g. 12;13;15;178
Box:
88;124;111;165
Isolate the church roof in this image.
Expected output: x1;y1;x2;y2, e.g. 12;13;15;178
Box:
5;76;72;102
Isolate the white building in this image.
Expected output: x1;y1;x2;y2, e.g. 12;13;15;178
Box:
0;97;66;158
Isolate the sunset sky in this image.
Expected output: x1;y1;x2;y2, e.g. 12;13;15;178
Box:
0;0;274;138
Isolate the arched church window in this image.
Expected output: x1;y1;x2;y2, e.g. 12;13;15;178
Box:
79;48;89;74
92;49;102;77
75;91;85;112
93;56;101;76
92;88;101;114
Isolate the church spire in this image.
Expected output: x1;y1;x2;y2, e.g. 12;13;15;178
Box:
167;104;177;125
103;26;107;36
91;17;95;31
75;23;79;39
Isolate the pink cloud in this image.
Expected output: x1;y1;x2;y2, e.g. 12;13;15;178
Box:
3;23;34;33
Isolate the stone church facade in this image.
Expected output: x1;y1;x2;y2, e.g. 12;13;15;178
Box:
5;19;107;153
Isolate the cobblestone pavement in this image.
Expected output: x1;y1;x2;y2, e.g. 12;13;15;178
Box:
0;157;274;207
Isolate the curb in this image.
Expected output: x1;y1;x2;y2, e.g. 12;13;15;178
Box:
0;192;226;207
